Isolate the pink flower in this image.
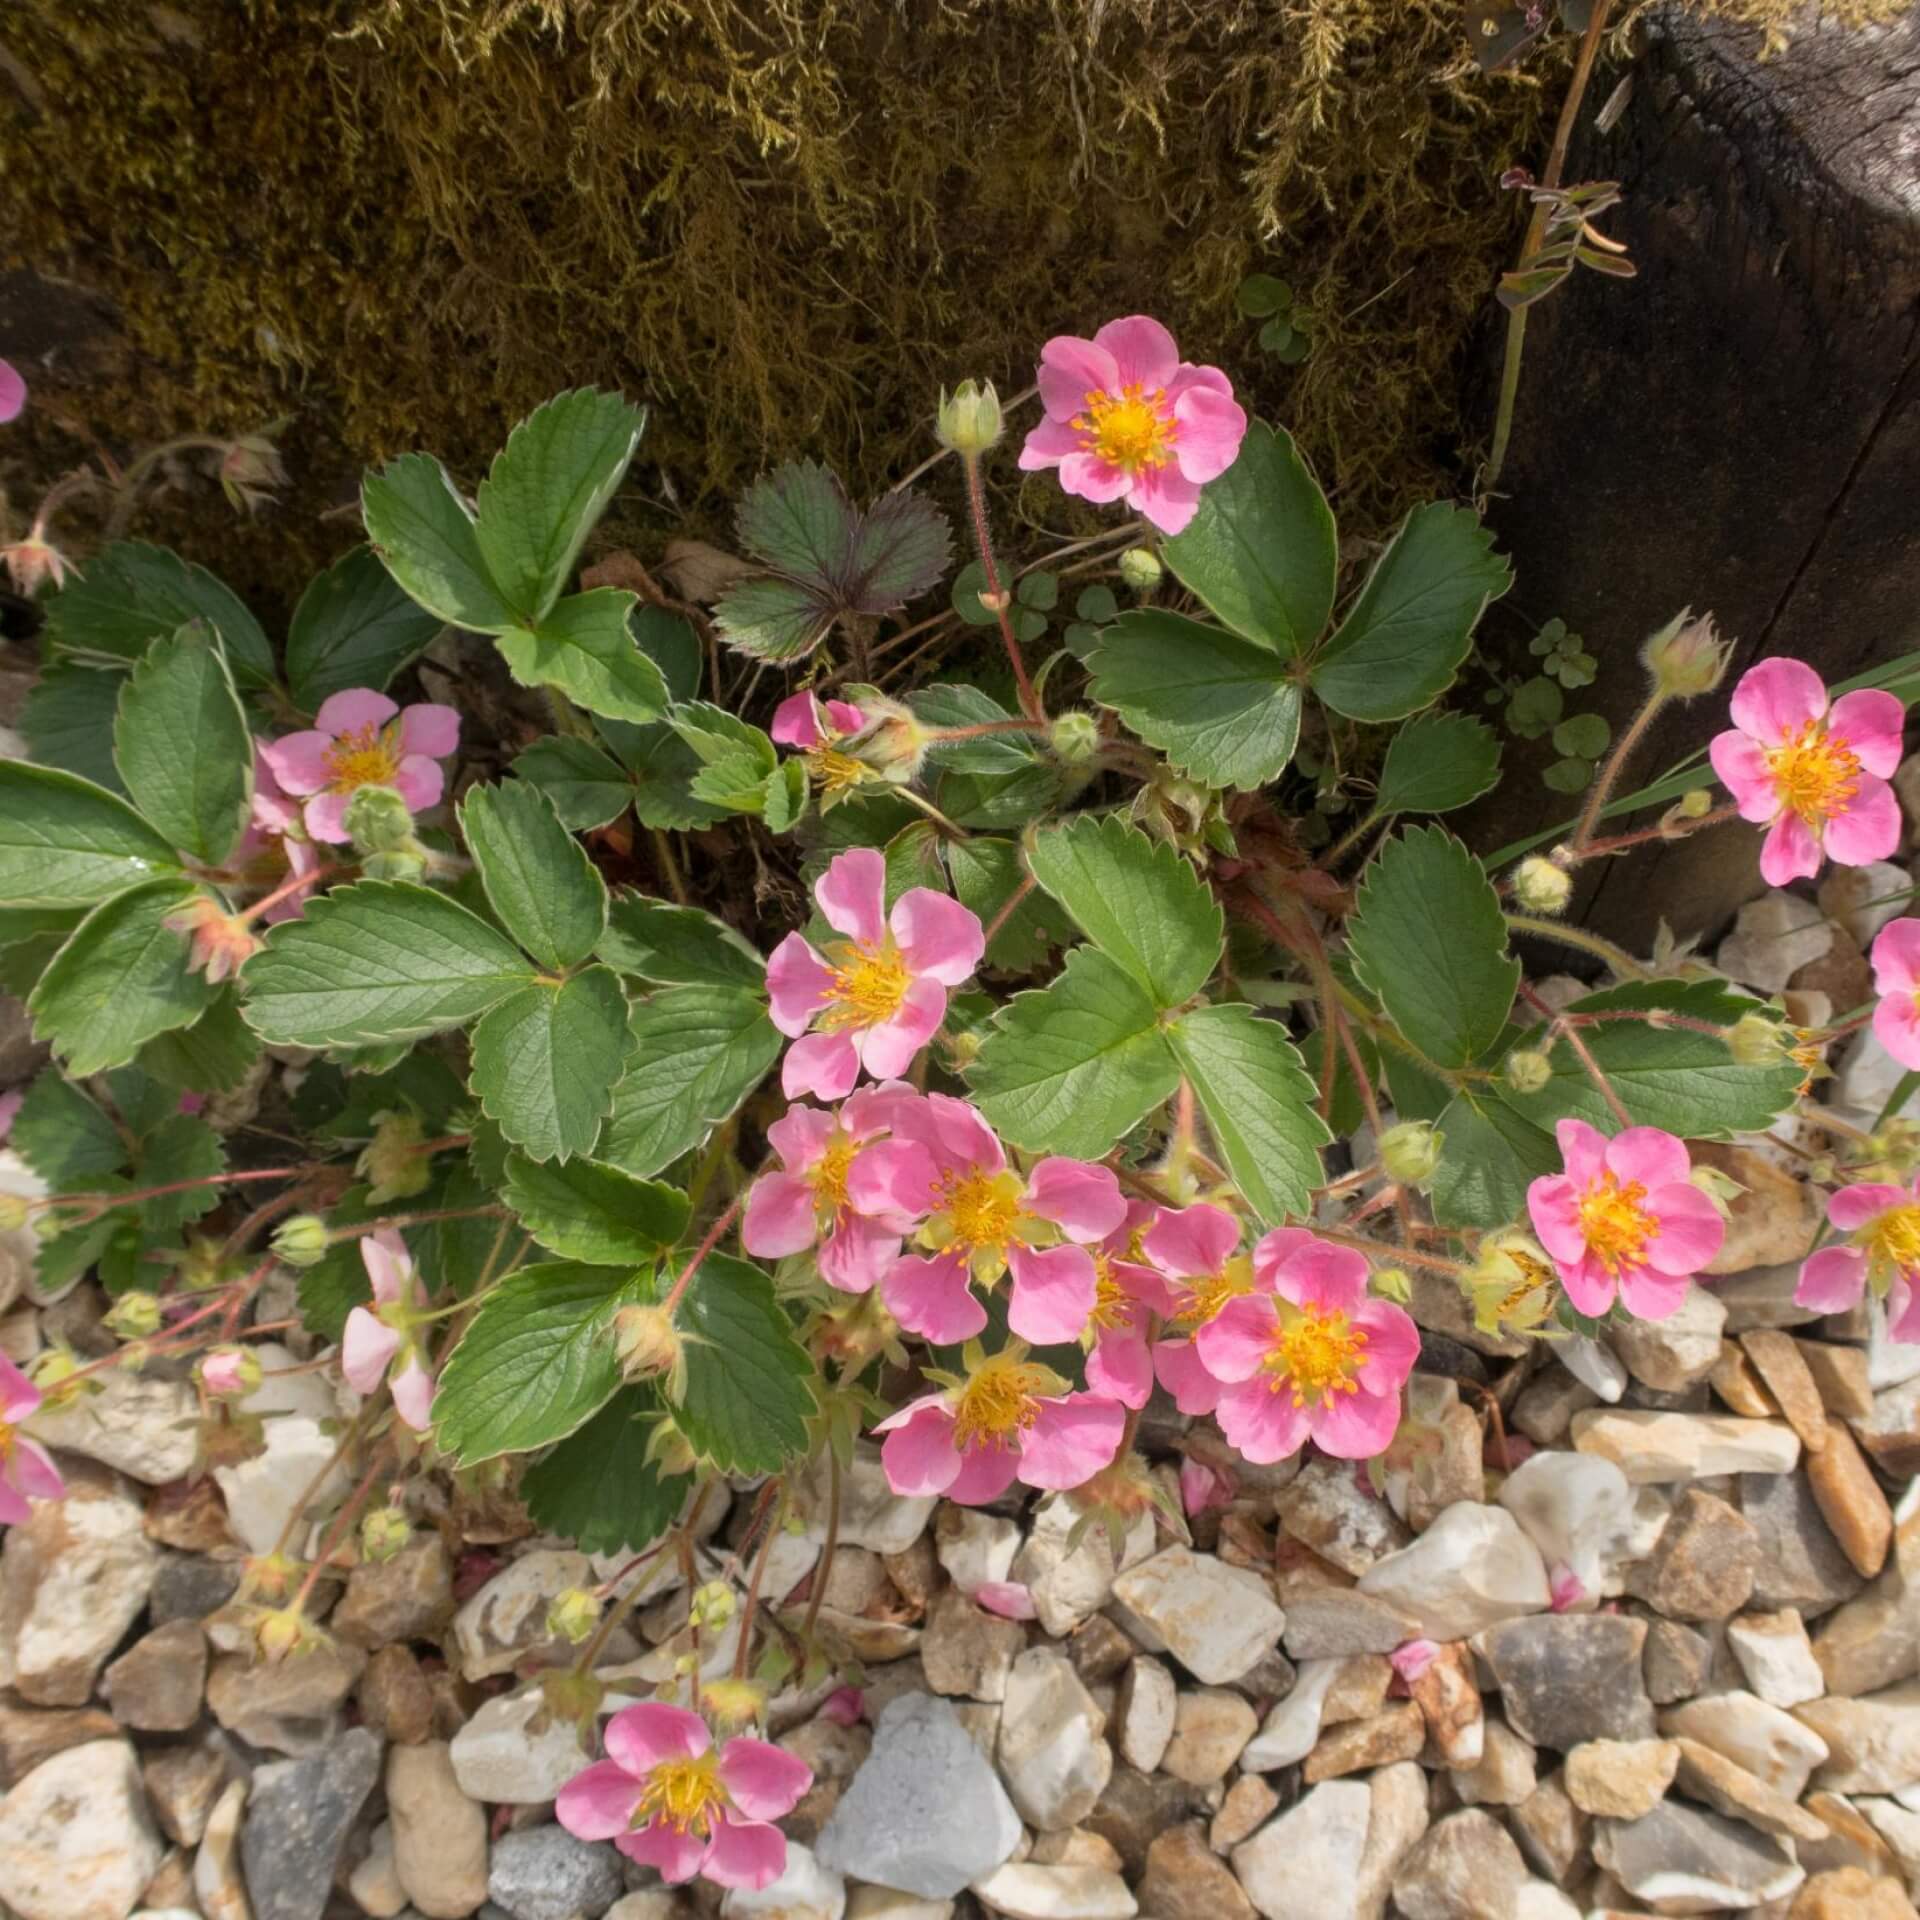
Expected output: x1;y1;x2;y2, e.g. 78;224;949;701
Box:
1389;1639;1440;1684
1796;1174;1920;1342
1872;919;1920;1072
875;1340;1126;1504
771;692;867;749
1194;1233;1420;1463
1144;1204;1267;1417
165;893;261;985
848;1092;1125;1344
0;1355;65;1526
340;1229;436;1430
1526;1120;1725;1320
1018;316;1248;536
231;744;324;923
261;689;461;845
741;1085;925;1293
0;358;23;424
1178;1457;1236;1517
1083;1201;1179;1410
0;1089;21;1142
972;1581;1039;1621
766;850;984;1102
556;1701;812;1891
1708;659;1904;885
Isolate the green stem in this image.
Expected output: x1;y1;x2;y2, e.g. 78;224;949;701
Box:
1573;690;1668;852
1504;912;1648;979
960;453;1043;721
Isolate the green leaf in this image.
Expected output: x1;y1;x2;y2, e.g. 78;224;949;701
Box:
41;541;275;689
138;993;262;1093
915;685;1037;774
362;452;514;632
496;589;672;725
1026;815;1223;1008
1238;273;1293;317
846;491;950;612
0;761;182;909
1346;827;1518;1069
521;1389;691;1555
28;879;217;1075
735;461;856;587
950;560;999;628
112;624;253;864
671;703;778;812
672;1251;816;1474
10;1072;128;1189
948;838;1061;972
1311;504;1511;722
1553;712;1611;758
712;576;832;663
1090;611;1302;790
1374;710;1504;816
1430;1088;1559;1230
469;967;629;1163
634;606;703;703
1167;1002;1329;1226
242;880;534;1048
137;1113;227;1235
287;545;444;710
512;738;636;832
1542;757;1593;794
503;1152;690;1264
22;663;128;794
458;782;608;972
968;945;1179;1156
1162;421;1336;655
762;757;809;833
434;1260;647;1465
1507;675;1565;737
600;987;781;1178
475;388;646;626
598;894;763;988
598;720;728;832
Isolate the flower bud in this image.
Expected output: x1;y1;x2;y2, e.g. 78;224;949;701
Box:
344;785;419;855
238;1552;305;1605
1469;1230;1560;1339
843;696;932;787
254;1606;318;1664
360;1505;411;1562
1378;1121;1442;1191
1641;609;1729;699
1047;710;1100;768
1117;546;1162;592
613;1303;688;1400
272;1213;332;1268
691;1580;736;1630
0;1192;31;1233
1726;1012;1787;1067
546;1586;603;1645
219;430;288;515
165;893;261;984
29;1345;91;1411
199;1345;262;1401
934;380;1003;457
1674;788;1714;819
357;1109;433;1205
104;1291;164;1341
538;1665;606;1735
2;535;75;597
1369;1266;1413;1306
1505;1048;1552;1095
647;1415;700;1478
701;1676;768;1732
1512;855;1573;917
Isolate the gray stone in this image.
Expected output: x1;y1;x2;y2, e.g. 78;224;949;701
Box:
241;1727;384;1920
1280;1587;1421;1659
1081;1765;1207;1879
1476;1614;1656;1751
815;1693;1021;1898
0;1738;165;1920
486;1826;624;1920
100;1619;208;1732
1644;1619;1713;1705
1391;1809;1528;1920
333;1537;455;1649
1740;1470;1867;1615
1623;1488;1760;1622
1591;1800;1804;1912
1276;1455;1410;1575
148;1551;242;1624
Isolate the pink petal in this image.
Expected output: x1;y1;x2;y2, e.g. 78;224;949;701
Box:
1164;364;1234;402
1035;334;1121;422
771;692;825;748
1086;1328;1154;1410
874;1397;962;1496
1554;1118;1609;1188
947;1442;1024;1505
1308;1386;1402;1460
973;1580;1038;1620
1196;1294;1277;1384
389;1356;435;1431
1092;315;1180;392
0;1088;21;1143
1351;1299;1420;1396
1709;731;1780;822
1057;452;1134;505
816;848;887;948
0;1353;42;1424
1214;1379;1313;1464
1760;813;1822;887
718;1737;813;1821
1888;1276;1920;1344
1006;1242;1098;1344
1127;463;1203;536
617;1818;711;1884
1023;1159;1126;1243
889;888;985;987
844;1138;941;1223
1530;1178;1598;1275
840;1079;923;1142
1874;921;1920;996
884;1253;986;1344
1824;777;1900;867
1615;1264;1693;1322
262;731;335;797
1017;415;1083;471
766;934;836;1038
1558;1254;1618;1318
303;790;355;844
398;702;461;757
1018;1391;1126;1490
315;688;401;735
1153;1338;1223;1415
1146;1203;1241;1281
1390;1639;1440;1683
341;1308;400;1396
765;1104;834;1173
898;1090;1004;1176
1249;1226;1315;1291
1109;1257;1180;1320
8;1437;64;1503
1641;1185;1725;1276
1831;1183;1912;1231
556;1759;642;1841
782;1031;860;1103
818;1214;900;1294
1170;382;1248;484
392;757;446;812
704;1816;789;1892
854;976;945;1079
1829;689;1906;777
360;1228;412;1305
1875;994;1920;1071
742;1171;819;1259
1730;658;1827;745
1179;1459;1234;1516
1797;1245;1868;1312
1604;1127;1690;1192
1273;1239;1370;1315
606;1701;711;1774
0;357;24;423
823;699;867;736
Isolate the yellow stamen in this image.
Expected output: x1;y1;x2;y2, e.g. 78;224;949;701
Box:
808;746;868;796
935;1168;1025;1256
819;940;912;1030
1577;1171;1656;1275
634;1752;728;1836
323;722;404;792
1090;1251;1132;1333
1868;1204;1920;1279
809;1136;857;1215
1172;1253;1255;1330
1073;383;1177;474
1266;1302;1368;1409
1765;719;1861;826
951;1352;1050;1452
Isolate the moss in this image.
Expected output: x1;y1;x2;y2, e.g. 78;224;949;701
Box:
0;0;1905;609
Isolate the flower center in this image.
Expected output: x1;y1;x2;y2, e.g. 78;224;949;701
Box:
1867;1203;1920;1280
323;723;404;793
951;1354;1049;1452
809;1136;857;1216
1172;1253;1255;1330
635;1752;727;1836
1765;720;1861;826
1266;1303;1368;1409
820;940;912;1030
1577;1172;1655;1275
1090;1252;1133;1332
1496;1250;1556;1321
1074;384;1177;474
936;1168;1026;1255
809;746;868;796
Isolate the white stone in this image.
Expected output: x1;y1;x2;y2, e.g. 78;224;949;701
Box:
0;1739;165;1920
1870;1294;1920;1390
1610;1286;1728;1392
722;1842;846;1920
1716;891;1832;995
997;1649;1111;1831
1107;1546;1286;1686
1799;1681;1920;1795
1558;1336;1627;1403
1570;1408;1801;1483
1356;1502;1549;1641
1242;1660;1339;1772
0;1149;49;1309
970;1863;1136;1919
795;1444;934;1556
1660;1690;1831;1798
347;1821;408;1919
1355;1760;1430;1920
1012;1494;1155;1639
192;1776;248;1920
23;1368;200;1485
1835;1029;1920;1127
1116;1657;1177;1773
1819;862;1912;949
212;1342;349;1554
1497;1452;1635;1611
1727;1611;1826;1708
1858;1796;1920;1886
936;1510;1020;1595
1231;1778;1371;1920
449;1687;595;1804
452;1547;593;1680
846;1894;954;1920
1511;1883;1581;1920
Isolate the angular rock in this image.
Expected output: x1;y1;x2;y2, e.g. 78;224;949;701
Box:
934;1509;1019;1595
1856;1377;1920;1480
1614;1288;1728;1391
1573;1408;1800;1483
387;1739;489;1920
452;1548;590;1681
1559;1334;1628;1403
1592;1800;1804;1913
1451;1717;1539;1807
1661;1690;1831;1798
1800;1682;1920;1794
1512;1770;1590;1885
921;1588;1023;1705
1064;1615;1136;1686
1401;1399;1486;1534
360;1641;437;1745
1741;1469;1867;1614
148;1550;241;1625
1304;1700;1424;1782
1355;1760;1430;1920
1512;1367;1601;1448
144;1736;231;1849
1717;891;1831;994
1391;1808;1528;1920
348;1820;407;1919
1698;1143;1821;1274
1139;1823;1256;1920
1814;1571;1920;1698
101;1619;208;1733
211;1346;348;1554
0;1738;165;1920
194;1774;249;1920
1497;1451;1635;1611
1740;1330;1829;1451
1820;862;1912;948
241;1726;384;1920
1410;1640;1485;1769
1644;1619;1713;1705
1792;1867;1920;1919
1210;1775;1279;1852
720;1840;844;1919
21;1368;199;1484
1796;1339;1874;1419
1241;1658;1338;1772
1108;1547;1285;1686
1231;1778;1370;1920
1010;1495;1153;1640
1115;1657;1176;1773
333;1537;455;1649
815;1693;1021;1897
1728;1608;1826;1708
1280;1586;1420;1658
1161;1686;1254;1786
997;1648;1111;1830
1807;1423;1894;1578
969;1862;1134;1919
1081;1765;1206;1879
799;1444;934;1558
1669;1735;1828;1845
1356;1502;1548;1640
1565;1738;1679;1819
1275;1455;1410;1576
1624;1487;1760;1621
1715;1264;1825;1334
1322;1652;1392;1725
1711;1341;1780;1417
206;1638;366;1754
487;1826;623;1920
0;1698;120;1790
1477;1613;1655;1750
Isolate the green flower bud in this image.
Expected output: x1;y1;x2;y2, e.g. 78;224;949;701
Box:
1512;855;1573;917
547;1586;603;1645
1641;609;1729;699
1675;788;1714;819
1048;710;1100;768
357;1109;433;1205
198;1344;263;1400
692;1579;736;1630
1726;1013;1787;1067
934;379;1004;456
343;784;416;854
1117;546;1163;592
1505;1048;1553;1095
360;1505;411;1562
104;1292;163;1341
273;1214;333;1268
1378;1121;1442;1191
359;847;428;883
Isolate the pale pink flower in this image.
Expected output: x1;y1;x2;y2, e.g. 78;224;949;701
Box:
556;1701;812;1891
261;689;461;845
1872;919;1920;1072
2;534;75;596
1708;659;1903;885
0;1089;21;1142
1083;1200;1179;1410
766;850;983;1102
770;692;867;749
1018;316;1248;536
0;357;23;423
1389;1639;1440;1684
1795;1174;1920;1342
198;1347;256;1400
972;1581;1038;1621
875;1341;1126;1505
340;1229;436;1430
1526;1119;1725;1320
1195;1232;1419;1463
740;1084;925;1293
165;893;261;985
234;744;323;923
0;1354;65;1526
1178;1457;1236;1517
848;1092;1125;1345
1144;1204;1269;1418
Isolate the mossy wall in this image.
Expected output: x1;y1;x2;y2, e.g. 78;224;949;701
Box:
0;0;1901;613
